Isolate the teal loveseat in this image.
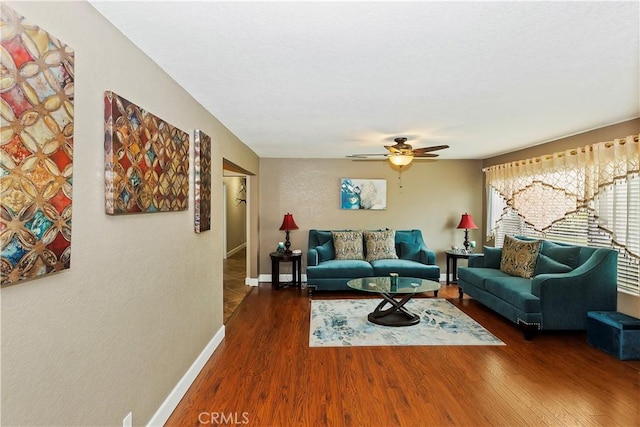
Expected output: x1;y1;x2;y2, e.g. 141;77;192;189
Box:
306;229;440;295
458;238;618;339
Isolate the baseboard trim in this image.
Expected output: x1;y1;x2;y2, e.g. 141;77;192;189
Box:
258;274;308;283
245;277;259;287
147;326;225;426
226;243;246;258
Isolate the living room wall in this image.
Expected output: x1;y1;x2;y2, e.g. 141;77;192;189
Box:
1;2;259;426
259;158;484;278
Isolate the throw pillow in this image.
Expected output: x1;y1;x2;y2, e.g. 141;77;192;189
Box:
364;230;398;262
540;241;581;270
332;230;364;260
399;241;421;262
482;246;502;269
500;235;541;278
534;254;573;275
315;239;334;262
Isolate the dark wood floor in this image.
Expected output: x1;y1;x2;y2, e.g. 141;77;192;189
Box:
169;283;640;426
223;248;252;324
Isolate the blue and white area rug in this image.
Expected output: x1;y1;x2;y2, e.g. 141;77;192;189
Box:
310;298;504;347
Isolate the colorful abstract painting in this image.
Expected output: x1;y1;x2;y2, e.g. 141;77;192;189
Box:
194;129;211;233
0;5;74;286
340;179;386;210
104;91;189;214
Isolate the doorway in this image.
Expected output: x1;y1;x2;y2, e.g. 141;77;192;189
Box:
222;171;251;323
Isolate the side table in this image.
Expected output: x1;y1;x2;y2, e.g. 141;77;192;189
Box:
269;251;302;290
445;250;471;285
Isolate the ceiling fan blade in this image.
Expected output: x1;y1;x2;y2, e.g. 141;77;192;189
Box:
346;153;389;158
413;153;439;158
412;145;450;153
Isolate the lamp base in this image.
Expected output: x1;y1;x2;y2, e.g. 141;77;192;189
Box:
284;230;292;254
463;229;470;252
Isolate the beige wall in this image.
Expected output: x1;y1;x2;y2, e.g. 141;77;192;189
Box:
259;158;484;276
482;118;640;318
1;2;259;426
223;176;247;254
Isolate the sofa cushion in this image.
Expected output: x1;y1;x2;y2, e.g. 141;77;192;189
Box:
458;267;512;290
332;230;364;260
534;253;572;275
364;230;398;261
315;239;335;262
540;241;581;269
500;235;541;278
307;259;373;278
370;259;440;280
399;241;421;261
483;246;502;269
484;277;541;312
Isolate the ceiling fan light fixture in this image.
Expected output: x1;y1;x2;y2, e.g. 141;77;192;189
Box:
388;154;413;166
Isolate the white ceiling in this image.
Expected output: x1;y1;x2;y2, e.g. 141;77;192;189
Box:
91;1;639;160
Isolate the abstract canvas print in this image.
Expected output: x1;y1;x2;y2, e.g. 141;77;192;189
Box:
104;91;189;214
340;179;387;210
194;129;211;233
0;4;75;286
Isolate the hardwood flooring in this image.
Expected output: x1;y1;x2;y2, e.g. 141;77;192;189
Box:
168;283;640;426
223;248;252;324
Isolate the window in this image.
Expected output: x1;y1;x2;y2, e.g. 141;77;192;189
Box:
485;135;640;296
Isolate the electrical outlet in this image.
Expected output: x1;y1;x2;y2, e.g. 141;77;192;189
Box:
123;412;132;427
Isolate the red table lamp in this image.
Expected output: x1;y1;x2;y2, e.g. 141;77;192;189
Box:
456;213;478;252
279;213;299;254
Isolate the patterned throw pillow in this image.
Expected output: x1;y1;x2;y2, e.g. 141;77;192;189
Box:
500;235;541;278
364;230;399;261
332;230;364;260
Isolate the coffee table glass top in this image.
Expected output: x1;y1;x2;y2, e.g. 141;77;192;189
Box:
347;277;441;294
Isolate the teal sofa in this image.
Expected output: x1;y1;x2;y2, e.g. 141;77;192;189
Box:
458;239;618;339
306;229;440;294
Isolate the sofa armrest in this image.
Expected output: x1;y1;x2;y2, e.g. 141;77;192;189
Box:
307;249;319;267
468;254;485;268
531;249;618;329
418;245;436;265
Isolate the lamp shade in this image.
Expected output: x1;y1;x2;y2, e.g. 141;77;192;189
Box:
279;213;299;231
457;213;478;230
388;154;414;167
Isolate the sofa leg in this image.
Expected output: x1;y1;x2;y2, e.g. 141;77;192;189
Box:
458;288;463;298
521;324;539;341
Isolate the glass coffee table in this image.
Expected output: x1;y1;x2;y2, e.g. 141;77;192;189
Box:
347;276;441;327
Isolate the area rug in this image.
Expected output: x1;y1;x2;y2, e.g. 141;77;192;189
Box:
309;298;504;347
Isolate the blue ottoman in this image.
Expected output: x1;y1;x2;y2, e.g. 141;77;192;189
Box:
587;311;640;360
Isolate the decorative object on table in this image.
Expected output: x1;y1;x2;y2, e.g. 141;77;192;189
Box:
340;178;386;210
276;242;285;254
456;212;479;252
309;299;504;347
1;5;74;286
104;91;189;214
193;129;211;233
278;213;299;254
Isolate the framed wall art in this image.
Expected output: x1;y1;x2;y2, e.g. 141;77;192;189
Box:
104;91;189;215
194;129;211;233
340;179;387;210
0;4;75;286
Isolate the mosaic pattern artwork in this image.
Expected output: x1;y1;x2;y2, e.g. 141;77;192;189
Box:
104;91;189;214
0;5;74;286
310;299;504;347
341;178;386;210
194;129;211;233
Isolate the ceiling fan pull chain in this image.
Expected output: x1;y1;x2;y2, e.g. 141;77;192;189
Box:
398;167;403;190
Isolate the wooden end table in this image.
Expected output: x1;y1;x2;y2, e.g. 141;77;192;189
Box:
445;250;471;285
269;251;302;290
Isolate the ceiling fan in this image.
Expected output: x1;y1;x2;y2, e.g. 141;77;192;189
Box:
347;137;449;166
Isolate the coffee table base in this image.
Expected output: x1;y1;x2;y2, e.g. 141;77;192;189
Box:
367;292;421;327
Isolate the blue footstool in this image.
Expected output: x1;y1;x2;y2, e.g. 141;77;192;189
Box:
587;311;640;360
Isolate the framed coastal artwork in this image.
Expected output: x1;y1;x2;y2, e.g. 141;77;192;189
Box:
1;4;75;286
104;91;189;215
340;179;387;210
194;129;211;233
